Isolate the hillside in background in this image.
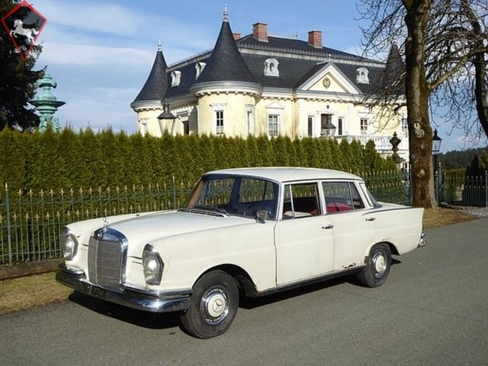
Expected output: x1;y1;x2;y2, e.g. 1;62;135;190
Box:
438;147;488;170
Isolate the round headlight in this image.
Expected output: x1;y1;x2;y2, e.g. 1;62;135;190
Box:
143;244;163;285
61;227;78;260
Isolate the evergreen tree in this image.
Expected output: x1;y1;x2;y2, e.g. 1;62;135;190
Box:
59;127;88;188
339;139;353;172
78;128;105;188
0;128;28;190
98;128;126;187
349;139;365;174
0;0;44;131
26;127;66;189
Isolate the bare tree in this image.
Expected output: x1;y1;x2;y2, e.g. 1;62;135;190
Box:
357;0;488;208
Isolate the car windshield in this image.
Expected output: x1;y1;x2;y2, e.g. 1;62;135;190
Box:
183;175;279;220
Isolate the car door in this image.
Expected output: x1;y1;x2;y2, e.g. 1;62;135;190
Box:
322;181;376;271
274;182;334;286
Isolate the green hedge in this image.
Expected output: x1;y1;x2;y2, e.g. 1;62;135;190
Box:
0;127;398;192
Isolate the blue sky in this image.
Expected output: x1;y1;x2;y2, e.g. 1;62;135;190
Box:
24;0;485;152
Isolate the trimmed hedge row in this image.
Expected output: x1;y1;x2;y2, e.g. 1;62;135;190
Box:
0;127;397;192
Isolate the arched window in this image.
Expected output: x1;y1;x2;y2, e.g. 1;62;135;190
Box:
171;71;181;87
356;67;369;84
264;58;280;77
195;62;206;79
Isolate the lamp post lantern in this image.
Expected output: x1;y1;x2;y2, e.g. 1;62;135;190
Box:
321;120;336;137
157;98;176;135
432;129;442;203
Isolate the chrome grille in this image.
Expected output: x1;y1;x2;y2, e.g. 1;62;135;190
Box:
88;228;128;289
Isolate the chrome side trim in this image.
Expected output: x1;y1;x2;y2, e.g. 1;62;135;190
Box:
56;264;191;313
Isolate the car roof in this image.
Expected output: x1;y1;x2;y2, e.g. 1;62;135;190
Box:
205;167;363;183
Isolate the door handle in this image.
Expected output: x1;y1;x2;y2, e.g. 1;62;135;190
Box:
365;217;376;222
322;224;334;229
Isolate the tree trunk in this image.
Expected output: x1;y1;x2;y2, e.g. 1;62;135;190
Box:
403;0;436;208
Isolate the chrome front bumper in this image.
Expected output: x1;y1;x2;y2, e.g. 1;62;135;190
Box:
56;264;191;313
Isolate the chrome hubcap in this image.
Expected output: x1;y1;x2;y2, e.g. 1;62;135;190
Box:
201;288;229;325
372;251;387;278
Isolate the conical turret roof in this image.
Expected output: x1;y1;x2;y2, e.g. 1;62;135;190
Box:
131;42;168;109
193;9;259;86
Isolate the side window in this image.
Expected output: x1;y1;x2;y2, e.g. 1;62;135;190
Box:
282;183;320;219
323;182;364;213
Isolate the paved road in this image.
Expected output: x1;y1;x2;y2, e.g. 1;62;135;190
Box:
1;218;488;366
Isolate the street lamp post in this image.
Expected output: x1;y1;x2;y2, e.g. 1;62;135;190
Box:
157;98;176;136
432;129;442;204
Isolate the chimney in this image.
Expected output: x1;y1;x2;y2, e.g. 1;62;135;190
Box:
308;30;322;49
233;33;241;41
253;22;268;43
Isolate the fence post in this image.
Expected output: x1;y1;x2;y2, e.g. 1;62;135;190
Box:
172;175;176;209
485;170;488;208
5;183;12;266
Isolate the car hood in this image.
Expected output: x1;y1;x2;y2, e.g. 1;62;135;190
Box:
69;210;250;253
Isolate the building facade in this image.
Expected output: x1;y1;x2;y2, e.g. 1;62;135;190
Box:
131;9;409;163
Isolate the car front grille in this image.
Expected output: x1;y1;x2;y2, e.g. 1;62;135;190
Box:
88;228;128;289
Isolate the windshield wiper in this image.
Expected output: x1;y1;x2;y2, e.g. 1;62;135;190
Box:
192;205;229;216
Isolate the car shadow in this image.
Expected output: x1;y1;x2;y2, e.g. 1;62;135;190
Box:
68;292;181;330
67;258;403;330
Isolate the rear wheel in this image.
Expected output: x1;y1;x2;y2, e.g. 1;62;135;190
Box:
356;243;391;288
180;270;238;338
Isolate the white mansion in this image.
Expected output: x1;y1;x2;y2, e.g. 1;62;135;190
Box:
131;9;409;163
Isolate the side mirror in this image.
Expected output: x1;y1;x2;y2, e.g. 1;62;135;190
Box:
255;210;268;223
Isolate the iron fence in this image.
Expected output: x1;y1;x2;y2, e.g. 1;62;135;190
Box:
441;170;488;208
0;171;413;266
0;179;192;266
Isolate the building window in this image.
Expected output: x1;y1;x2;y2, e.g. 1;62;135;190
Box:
401;117;408;137
171;71;181;87
183;120;190;135
360;118;368;134
356;67;369;84
215;110;224;135
320;114;333;135
268;114;280;137
264;58;280;77
308;116;314;137
247;107;254;135
337;117;344;136
195;62;206;79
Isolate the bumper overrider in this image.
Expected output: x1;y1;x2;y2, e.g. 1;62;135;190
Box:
56;263;191;313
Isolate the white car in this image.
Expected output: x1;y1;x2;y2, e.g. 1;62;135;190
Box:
57;167;425;338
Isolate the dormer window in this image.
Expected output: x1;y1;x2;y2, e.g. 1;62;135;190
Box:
264;58;279;77
171;71;181;87
195;62;206;79
356;67;369;84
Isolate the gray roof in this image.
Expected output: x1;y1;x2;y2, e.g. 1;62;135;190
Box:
193;18;258;85
135;19;401;102
131;49;168;105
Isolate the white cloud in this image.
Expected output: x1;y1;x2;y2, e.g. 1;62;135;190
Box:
39;0;145;36
38;42;154;67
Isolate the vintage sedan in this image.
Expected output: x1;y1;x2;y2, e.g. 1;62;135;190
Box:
57;167;425;338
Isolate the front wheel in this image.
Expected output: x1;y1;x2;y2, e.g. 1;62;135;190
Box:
180;270;239;338
356;243;391;288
